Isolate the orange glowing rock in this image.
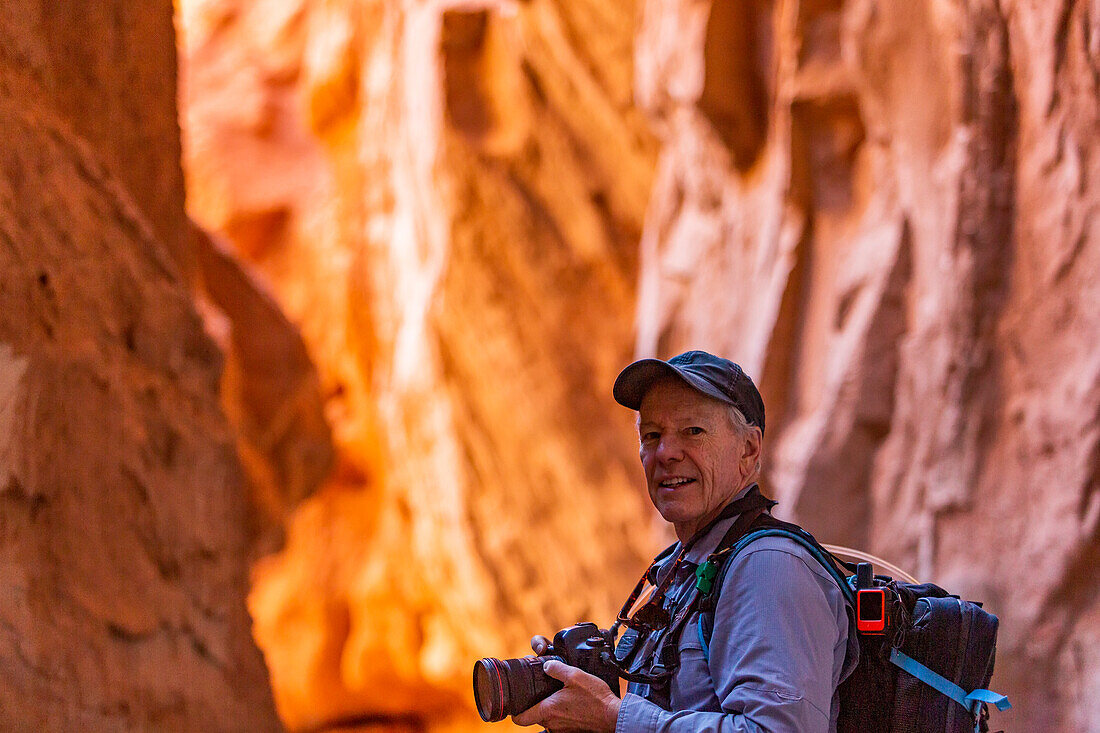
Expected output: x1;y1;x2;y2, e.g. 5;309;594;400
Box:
180;0;657;728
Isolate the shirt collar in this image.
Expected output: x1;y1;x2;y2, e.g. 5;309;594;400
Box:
650;483;759;580
684;483;757;564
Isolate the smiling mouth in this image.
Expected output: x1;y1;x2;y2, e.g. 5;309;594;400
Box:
658;477;696;489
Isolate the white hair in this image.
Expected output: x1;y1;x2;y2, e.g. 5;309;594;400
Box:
725;404;752;436
727;405;763;478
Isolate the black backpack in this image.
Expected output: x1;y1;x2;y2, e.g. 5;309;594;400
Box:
697;514;1012;733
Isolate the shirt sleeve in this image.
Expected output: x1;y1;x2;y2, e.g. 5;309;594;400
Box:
615;539;848;733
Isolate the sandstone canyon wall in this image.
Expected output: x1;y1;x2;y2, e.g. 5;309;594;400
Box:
0;2;282;730
635;0;1100;730
180;0;659;730
177;0;1100;732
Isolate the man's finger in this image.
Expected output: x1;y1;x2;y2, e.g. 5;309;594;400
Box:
511;700;546;727
512;712;539;727
542;659;577;683
530;635;551;655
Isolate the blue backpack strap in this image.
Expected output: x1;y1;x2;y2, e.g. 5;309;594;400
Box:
696;609;711;658
889;648;1011;731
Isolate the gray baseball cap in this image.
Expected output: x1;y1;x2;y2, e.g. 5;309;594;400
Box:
613;350;765;434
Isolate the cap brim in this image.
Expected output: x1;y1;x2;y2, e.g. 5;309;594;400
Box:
613;358;733;410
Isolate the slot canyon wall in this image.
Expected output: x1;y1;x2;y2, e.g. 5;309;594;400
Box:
180;0;1100;731
0;1;282;730
629;0;1100;726
180;0;660;730
0;0;1095;731
632;1;1100;731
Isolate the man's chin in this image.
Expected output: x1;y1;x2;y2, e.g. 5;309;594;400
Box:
653;501;695;526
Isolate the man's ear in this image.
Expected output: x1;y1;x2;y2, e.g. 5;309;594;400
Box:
740;428;762;476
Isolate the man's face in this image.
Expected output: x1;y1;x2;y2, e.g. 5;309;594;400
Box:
638;378;756;541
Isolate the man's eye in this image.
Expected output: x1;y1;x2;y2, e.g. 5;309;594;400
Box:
685;427;704;436
641;432;660;442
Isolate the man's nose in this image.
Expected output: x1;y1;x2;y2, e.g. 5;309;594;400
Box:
655;435;684;463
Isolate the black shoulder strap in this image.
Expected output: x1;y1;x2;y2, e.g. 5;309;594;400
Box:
688;484;777;544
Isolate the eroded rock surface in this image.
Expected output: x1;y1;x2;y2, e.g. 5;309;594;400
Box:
635;0;1100;729
180;0;658;729
191;222;334;560
0;2;281;730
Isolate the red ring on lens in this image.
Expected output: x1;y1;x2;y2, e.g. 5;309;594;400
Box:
490;658;506;718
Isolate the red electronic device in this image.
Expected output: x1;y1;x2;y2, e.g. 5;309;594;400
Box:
856;588;888;634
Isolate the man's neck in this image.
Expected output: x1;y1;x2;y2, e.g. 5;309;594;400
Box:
673;481;757;543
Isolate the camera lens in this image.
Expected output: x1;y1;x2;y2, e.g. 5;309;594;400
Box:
473;658;507;722
472;655;564;722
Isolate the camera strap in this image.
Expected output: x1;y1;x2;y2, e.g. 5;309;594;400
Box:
610;487;776;688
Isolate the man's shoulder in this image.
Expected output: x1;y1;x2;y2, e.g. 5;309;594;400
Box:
711;531;851;639
723;532;839;587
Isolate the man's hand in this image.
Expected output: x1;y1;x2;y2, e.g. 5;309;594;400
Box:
510;659;621;733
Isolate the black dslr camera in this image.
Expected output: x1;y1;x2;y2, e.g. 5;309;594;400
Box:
472;622;621;722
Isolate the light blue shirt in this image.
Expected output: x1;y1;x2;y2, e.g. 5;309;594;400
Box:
615;509;858;733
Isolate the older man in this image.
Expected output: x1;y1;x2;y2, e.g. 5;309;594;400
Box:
514;350;856;732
